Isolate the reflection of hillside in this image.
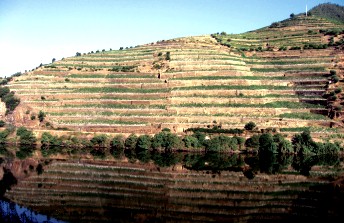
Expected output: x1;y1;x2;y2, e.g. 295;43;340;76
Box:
1;152;343;223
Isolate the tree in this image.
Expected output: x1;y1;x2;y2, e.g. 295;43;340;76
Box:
38;111;45;122
125;133;138;150
259;133;277;154
136;134;152;151
291;130;319;154
111;135;125;151
152;131;181;151
90;134;108;147
16;127;36;145
75;52;81;56
183;135;200;149
52;58;56;63
290;13;295;18
273;134;293;153
245;134;260;150
244;121;257;131
205;135;238;152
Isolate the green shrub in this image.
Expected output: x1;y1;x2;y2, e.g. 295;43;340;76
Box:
244;121;257;131
183;135;200;149
16;127;36;145
0;120;5;127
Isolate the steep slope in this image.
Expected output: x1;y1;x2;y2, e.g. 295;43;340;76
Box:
5;13;344;142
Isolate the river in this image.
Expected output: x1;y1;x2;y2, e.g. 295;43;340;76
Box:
1;148;344;222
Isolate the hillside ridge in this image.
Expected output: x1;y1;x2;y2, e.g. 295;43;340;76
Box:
1;6;344;146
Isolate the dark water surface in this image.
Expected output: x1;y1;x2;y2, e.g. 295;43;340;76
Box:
1;149;344;223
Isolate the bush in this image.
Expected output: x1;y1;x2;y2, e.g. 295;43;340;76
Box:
0;120;5;127
1;90;20;114
16;127;36;145
244;121;257;131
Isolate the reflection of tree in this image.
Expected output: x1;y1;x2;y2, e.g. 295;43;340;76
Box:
292;154;340;176
150;151;182;167
245;153;293;177
183;152;245;173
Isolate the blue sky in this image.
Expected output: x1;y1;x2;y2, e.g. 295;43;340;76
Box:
0;0;343;77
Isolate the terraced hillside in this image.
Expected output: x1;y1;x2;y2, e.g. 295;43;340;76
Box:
5;14;344;142
3;157;344;222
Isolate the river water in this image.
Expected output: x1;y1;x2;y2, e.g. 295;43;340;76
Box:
1;149;344;223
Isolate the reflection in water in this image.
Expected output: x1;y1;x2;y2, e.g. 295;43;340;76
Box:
0;145;343;222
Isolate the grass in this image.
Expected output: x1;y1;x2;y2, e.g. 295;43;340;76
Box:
278;112;329;120
173;85;292;91
173;75;326;81
68;74;155;79
174;101;323;109
48;111;172;117
56;119;147;125
245;60;332;65
61;104;167;109
251;67;327;72
280;127;339;132
75;87;170;93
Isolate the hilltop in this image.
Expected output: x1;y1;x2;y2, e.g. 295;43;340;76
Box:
309;3;344;23
1;4;344;147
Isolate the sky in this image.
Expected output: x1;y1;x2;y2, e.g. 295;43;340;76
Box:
0;0;343;77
